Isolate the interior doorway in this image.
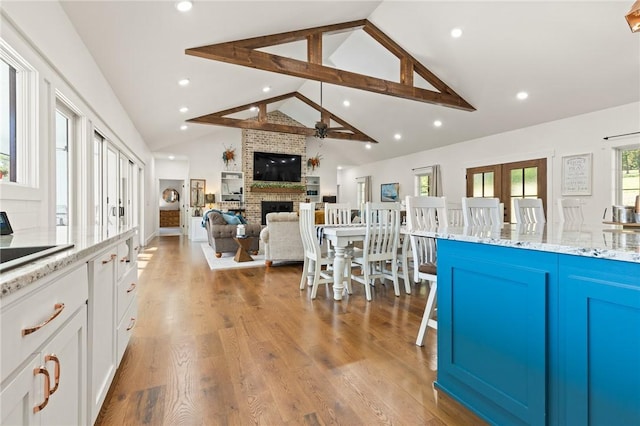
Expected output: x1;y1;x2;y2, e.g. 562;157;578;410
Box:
466;158;547;223
159;179;184;236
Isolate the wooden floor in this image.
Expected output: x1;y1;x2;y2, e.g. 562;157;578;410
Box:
96;235;485;425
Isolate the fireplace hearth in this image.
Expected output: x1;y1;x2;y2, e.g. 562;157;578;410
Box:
261;201;294;225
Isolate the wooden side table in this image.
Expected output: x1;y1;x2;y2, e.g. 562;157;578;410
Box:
233;236;254;262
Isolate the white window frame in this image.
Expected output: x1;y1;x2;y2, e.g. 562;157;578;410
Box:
54;97;81;227
616;144;640;205
413;166;434;196
0;38;38;188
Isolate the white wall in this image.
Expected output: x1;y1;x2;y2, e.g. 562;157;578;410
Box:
1;3;152;238
338;102;640;225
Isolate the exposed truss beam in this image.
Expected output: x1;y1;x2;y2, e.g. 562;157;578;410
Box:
187;92;378;144
186;19;474;111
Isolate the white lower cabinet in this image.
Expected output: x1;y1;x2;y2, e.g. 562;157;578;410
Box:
87;246;118;424
87;234;138;424
0;265;88;425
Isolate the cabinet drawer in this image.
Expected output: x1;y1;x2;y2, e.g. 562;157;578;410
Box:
1;264;88;382
116;241;130;280
116;301;137;365
116;266;138;321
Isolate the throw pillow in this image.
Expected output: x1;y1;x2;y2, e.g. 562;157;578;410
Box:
209;212;228;226
222;213;241;225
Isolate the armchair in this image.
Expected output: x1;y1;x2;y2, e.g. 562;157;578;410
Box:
259;212;304;266
204;210;262;257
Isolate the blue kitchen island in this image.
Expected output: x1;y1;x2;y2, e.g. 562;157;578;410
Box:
412;223;640;426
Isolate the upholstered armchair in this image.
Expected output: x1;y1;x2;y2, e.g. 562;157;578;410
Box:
259;212;304;266
204;210;262;257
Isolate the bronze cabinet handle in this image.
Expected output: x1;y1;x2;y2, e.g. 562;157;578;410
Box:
126;317;136;331
33;367;51;413
102;253;117;264
45;354;60;395
126;283;136;293
22;303;65;336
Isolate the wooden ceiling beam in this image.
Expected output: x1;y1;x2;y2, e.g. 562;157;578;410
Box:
186;19;475;111
187;91;378;144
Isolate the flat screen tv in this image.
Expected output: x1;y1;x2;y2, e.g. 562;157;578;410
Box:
253;151;302;182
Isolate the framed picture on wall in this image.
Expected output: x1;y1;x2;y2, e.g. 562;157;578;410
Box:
381;183;400;202
561;153;592;196
190;179;206;207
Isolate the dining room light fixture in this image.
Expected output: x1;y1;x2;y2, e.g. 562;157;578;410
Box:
451;28;463;38
626;0;640;32
176;1;193;12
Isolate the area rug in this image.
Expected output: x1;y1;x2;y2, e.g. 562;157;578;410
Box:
201;243;266;270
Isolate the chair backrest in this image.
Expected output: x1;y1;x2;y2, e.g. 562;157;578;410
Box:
405;196;448;230
324;203;351;225
362;202;401;261
514;198;546;224
299;202;321;259
446;202;464;226
405;197;446;275
557;199;584;223
461;197;502;226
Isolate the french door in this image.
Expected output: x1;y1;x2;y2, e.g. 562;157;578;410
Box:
467;158;547;223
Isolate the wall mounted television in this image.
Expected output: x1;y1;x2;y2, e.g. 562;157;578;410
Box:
253;151;302;182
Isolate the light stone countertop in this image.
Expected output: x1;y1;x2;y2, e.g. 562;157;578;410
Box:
1;225;138;299
406;222;640;264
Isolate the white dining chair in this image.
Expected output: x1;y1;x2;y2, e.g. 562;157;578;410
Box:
461;197;502;226
405;196;448;346
299;203;352;299
557;198;584;223
324;203;351;225
514;198;546;224
446;202;464;226
351;202;401;301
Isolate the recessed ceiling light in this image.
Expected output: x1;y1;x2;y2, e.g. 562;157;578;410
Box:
451;28;463;38
343;100;350;107
249;106;258;112
517;91;529;100
365;143;372;150
178;78;190;86
168;155;175;160
262;86;271;93
180;125;188;130
175;1;192;12
394;133;402;140
337;166;343;170
434;120;443;127
179;106;189;113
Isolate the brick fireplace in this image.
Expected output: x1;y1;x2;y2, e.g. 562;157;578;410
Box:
240;111;307;224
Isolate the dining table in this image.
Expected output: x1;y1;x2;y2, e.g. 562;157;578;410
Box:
320;224;412;300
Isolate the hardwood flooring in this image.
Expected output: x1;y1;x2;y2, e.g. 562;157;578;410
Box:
96;235;485;425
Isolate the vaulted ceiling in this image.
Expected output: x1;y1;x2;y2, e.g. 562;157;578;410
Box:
59;1;640;166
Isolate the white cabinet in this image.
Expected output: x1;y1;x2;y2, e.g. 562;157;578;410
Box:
306;176;321;203
220;171;244;203
87;234;138;424
1;264;88;425
87;246;118;425
189;216;208;242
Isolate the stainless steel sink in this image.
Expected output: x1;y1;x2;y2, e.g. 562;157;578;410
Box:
0;244;75;271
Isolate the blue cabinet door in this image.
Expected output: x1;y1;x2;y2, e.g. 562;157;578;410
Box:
437;240;552;426
559;255;640;426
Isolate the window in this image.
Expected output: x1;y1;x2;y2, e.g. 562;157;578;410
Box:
618;146;640;206
94;132;104;226
0;59;16;182
1;40;37;187
55;103;76;227
416;174;430;196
